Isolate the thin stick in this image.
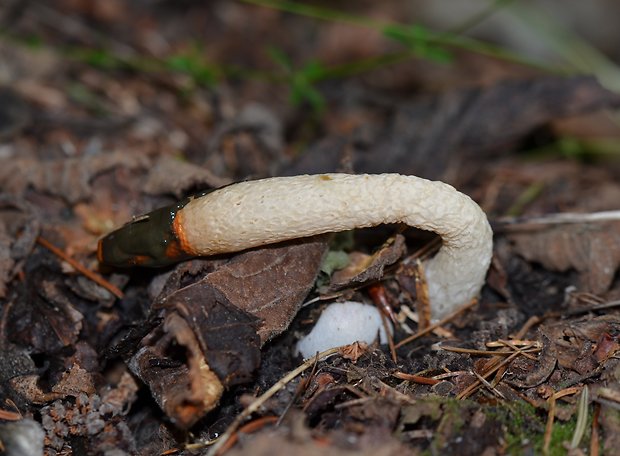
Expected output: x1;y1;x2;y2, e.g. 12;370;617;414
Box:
455;341;541;400
472;370;505;400
564;299;620;316
392;371;440;385
590;403;601;456
405;236;442;262
439;345;540;357
543;387;582;454
497;339;538;360
0;408;21;421
379;308;397;363
543;393;556;455
394;298;477;349
493;210;620;233
456;350;523;400
37;236;124;299
512;316;542;339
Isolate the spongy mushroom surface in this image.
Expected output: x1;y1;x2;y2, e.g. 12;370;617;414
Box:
176;173;493;318
296;301;389;359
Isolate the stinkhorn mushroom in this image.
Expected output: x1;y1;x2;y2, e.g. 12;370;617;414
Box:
98;173;493;317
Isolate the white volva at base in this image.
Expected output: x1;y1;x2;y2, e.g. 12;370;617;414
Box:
296;301;390;359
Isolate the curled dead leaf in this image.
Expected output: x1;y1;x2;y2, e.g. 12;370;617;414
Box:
510;221;620;295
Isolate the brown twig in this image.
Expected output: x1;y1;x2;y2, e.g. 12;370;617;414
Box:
394;298;477;349
455;342;541;400
472;370;506;399
493;209;620;233
439;345;541;357
513;316;542;339
392;371;440;385
490;315;542;387
379;307;397;363
543;387;582;454
406;235;442;262
591;403;600;456
36;236;124;299
368;283;398;362
564;299;620;316
0;408;22;421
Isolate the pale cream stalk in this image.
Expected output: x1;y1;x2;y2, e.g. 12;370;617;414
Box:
176;173;493;318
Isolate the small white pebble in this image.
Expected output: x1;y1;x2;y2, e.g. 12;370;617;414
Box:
0;419;45;456
0;144;15;159
296;301;390;359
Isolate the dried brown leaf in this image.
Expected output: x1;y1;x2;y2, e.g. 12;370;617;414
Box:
8;279;83;352
0;344;36;387
51;364;96;397
0;151;148;203
0;195;40;298
9;375;55;404
10;363;96;404
128;315;225;428
206;236;329;343
340;341;370;362
505;333;557;389
326;234;406;293
510;221;620;295
132;283;261;427
143;156;231;198
540;316;620;375
158;283;261;386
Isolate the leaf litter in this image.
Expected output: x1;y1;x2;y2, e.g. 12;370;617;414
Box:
1;2;620;455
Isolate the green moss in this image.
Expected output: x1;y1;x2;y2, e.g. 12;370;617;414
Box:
499;401;591;455
395;396;594;455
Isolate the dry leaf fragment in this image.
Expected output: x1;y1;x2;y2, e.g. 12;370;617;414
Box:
0;419;44;456
205;236;329;343
8;279;83;352
132;282;261;427
539;316;620;376
505;333;557;389
143;156;231;198
0;150;148;203
0;194;40;298
510;221;620;295
326;234;407;292
128;316;225;428
9;364;95;404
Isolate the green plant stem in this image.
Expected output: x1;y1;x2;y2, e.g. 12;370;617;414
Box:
241;0;562;73
445;0;517;36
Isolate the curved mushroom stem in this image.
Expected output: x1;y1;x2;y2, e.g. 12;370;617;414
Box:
99;173;493;318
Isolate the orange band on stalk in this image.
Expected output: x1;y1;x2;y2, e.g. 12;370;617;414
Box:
96;238;105;263
171;209;195;258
